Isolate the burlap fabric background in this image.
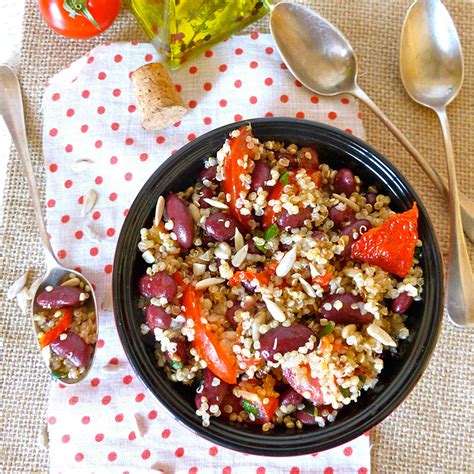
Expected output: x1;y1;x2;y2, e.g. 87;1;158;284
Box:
1;1;472;472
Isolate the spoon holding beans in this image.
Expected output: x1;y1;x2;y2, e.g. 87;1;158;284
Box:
0;64;98;383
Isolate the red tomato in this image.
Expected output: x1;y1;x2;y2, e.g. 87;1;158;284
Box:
234;389;279;423
282;364;324;405
38;0;121;39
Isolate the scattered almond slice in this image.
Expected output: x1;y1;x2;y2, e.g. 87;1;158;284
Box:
142;250;156;264
276;247;297;277
61;277;80;287
193;263;206;276
71;159;94;173
154;196;165;227
27;276;43;300
332;193;360;212
84;224;102;243
262;297;286;322
367;323;396;347
189;203;201;223
135;413;148;437
7;271;28;300
234;227;244;251
101;290;112;311
16;287;29;314
102;362;124;373
37;423;49;450
195;277;225;290
150;463;164;473
203;198;229;210
231;244;248;268
298;277;316;298
82;189;98;217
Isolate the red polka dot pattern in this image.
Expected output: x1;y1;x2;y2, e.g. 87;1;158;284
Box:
43;39;367;473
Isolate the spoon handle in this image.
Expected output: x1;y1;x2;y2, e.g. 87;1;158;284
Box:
436;109;473;327
352;86;474;242
0;65;58;268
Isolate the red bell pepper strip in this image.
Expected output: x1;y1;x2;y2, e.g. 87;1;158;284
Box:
282;364;324;405
39;307;73;348
182;285;237;384
352;203;419;278
222;126;254;231
312;271;333;292
235;388;279;423
262;182;284;230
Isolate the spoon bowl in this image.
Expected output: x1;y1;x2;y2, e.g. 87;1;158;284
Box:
0;64;99;382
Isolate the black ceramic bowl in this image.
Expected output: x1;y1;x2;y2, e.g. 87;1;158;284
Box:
113;118;443;456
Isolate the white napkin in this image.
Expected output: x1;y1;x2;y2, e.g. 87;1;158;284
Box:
42;35;370;474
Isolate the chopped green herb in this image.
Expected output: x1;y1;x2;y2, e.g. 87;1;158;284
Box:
241;399;259;417
254;233;266;253
338;385;351;398
168;360;183;370
319;321;335;337
50;369;66;381
303;405;318;416
279;171;290;185
264;224;279;241
358;374;367;384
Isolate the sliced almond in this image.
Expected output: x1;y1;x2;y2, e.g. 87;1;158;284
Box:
61;277;80;287
309;263;318;280
7;272;28;300
195;277;225;290
193;263;206;276
332;193;360;212
150;464;164;473
189;203;201;223
37;423;49;449
142;250;155;264
367;323;396;347
231;244;248;268
102;363;124;373
234;227;244;251
101;290;112;311
82;189;98;217
71;159;94;173
263;297;286;323
214;242;231;260
27;276;43;300
276;247;297;277
298;277;316;298
16;287;28;314
135;413;148;437
41;345;51;365
153;196;165;227
84;224;102;243
203;198;229;210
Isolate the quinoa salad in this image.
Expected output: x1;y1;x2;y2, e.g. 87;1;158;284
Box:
137;125;422;431
34;276;97;380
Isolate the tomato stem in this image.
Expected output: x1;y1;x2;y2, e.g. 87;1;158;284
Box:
63;0;101;31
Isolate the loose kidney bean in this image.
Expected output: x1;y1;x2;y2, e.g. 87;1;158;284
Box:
145;305;171;330
165;337;188;364
221;394;242;417
199;165;217;183
280;387;304;407
275;150;298;169
277;207;312;231
165;193;194;249
50;331;91;368
339;219;372;257
260;324;314;362
195;368;230;409
205;212;237;242
197;186;214;208
391;292;414;314
328;206;356;229
294;409;319;425
225;303;240;327
365;192;377;206
333;168;356;196
250;161;272;193
36;286;83;308
320;293;373;325
297;147;319;170
138;272;177;301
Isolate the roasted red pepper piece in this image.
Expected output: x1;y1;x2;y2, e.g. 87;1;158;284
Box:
351;203;419;278
312;271;333;292
235;388;279;423
222;126;254;231
262;182;284;229
282;364;324;405
182;285;237;384
229;271;270;288
39;307;73;348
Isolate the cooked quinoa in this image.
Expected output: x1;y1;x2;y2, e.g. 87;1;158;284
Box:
137;126;423;430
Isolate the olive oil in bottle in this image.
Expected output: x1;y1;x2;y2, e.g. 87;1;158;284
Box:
129;0;273;68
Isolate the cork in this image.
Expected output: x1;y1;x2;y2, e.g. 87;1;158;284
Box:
131;62;187;130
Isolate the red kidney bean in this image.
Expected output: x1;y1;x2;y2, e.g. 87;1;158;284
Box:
277;207;312;231
50;331;91;368
294;409;319;425
328;206;356;229
282;366;324;405
205;212;237;242
221;394;242;417
165;337;188;364
250;161;272;193
225;303;240;327
36;286;83;309
194;368;230;409
365;192;377;206
339;219;372;257
138;272;177;301
391;292;414;314
197;186;214;209
145;305;171;330
199;165;217;183
297;147;319;170
260;324;314;362
333;168;356;196
280;387;304;407
165;193;194;249
275;150;298;169
320;293;373;325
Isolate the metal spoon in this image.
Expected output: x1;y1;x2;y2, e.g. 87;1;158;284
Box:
0;64;99;381
270;2;474;242
400;0;473;327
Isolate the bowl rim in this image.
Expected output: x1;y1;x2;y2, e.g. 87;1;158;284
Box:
113;117;444;456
